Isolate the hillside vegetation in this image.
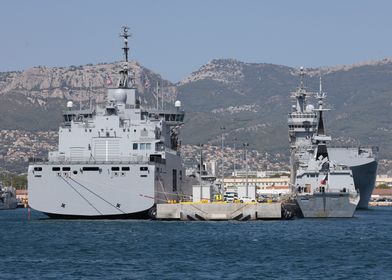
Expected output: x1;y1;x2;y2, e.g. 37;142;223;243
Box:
0;58;391;161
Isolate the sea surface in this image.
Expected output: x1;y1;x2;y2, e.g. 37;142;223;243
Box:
0;207;391;280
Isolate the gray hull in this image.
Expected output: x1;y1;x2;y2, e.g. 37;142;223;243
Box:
328;147;378;209
296;192;359;218
28;161;189;219
351;160;378;209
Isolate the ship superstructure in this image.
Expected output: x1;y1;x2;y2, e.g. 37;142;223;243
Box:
28;27;191;218
288;68;377;209
288;67;318;185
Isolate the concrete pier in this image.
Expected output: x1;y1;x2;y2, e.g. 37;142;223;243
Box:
156;202;282;221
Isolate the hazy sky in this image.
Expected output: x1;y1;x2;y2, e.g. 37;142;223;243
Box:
1;0;392;82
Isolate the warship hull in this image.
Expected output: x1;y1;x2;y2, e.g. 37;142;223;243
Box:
351;160;378;209
328;147;378;209
296;192;359;218
45;209;150;219
28;161;186;219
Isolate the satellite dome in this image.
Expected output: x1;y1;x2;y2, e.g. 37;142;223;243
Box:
108;89;127;104
175;100;181;108
66;101;73;108
306;104;315;111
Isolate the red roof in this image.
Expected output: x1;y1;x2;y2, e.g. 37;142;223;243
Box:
372;188;392;196
266;185;289;189
16;190;28;195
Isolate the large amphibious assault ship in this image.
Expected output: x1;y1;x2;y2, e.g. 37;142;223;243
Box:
289;73;359;217
288;68;377;210
28;27;192;218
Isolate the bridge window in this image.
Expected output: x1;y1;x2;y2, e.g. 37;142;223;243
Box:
133;143;138;150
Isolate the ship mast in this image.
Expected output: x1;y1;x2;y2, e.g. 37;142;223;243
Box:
292;66;309;113
315;76;328;137
118;26;132;88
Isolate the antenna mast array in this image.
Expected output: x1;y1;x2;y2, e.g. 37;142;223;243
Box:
118;26;132;88
120;26;130;63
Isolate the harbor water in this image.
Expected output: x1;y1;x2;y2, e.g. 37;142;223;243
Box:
0;207;391;279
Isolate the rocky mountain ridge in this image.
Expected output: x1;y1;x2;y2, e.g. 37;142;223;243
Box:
177;58;392;159
0;57;392;168
0;61;177;130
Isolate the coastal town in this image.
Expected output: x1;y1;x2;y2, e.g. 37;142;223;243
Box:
1;129;392;207
2;129;392;174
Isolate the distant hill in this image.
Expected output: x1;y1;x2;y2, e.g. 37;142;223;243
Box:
0;58;391;160
0;62;177;130
177;58;392;158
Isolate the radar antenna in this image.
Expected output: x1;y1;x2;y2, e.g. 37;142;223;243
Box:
299;66;305;89
120;26;130;63
292;66;308;113
317;75;327;109
319;75;322;94
118;26;132;88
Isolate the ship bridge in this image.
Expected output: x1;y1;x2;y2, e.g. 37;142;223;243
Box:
62;107;95;127
142;109;185;126
288;112;318;131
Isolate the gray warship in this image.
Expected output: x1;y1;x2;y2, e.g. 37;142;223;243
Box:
289;73;359;217
294;151;360;218
288;68;377;210
28;27;192;219
0;183;18;210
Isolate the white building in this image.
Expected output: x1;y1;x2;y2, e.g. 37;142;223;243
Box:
223;176;290;196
